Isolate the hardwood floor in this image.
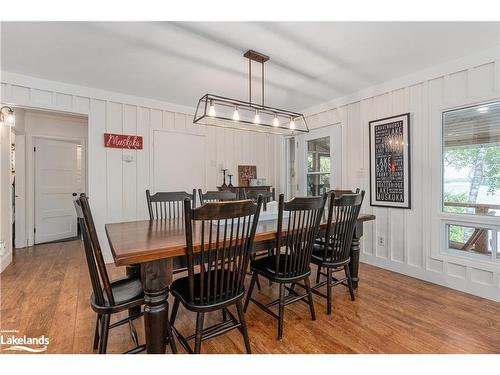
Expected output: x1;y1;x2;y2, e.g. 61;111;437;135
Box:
1;239;500;354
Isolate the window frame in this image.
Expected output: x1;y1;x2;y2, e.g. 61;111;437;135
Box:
431;95;500;270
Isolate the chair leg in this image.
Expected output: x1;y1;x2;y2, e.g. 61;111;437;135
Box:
327;268;333;315
244;272;257;312
93;315;100;350
165;308;177;354
344;264;355;301
170;297;180;326
236;300;252;354
304;277;316;321
278;283;285;340
98;314;110;354
316;265;322;283
194;312;205;354
222;308;227;321
255;275;262;291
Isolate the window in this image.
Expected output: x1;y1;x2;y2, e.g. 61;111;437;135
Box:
306;136;330;196
441;101;500;261
446;223;499;258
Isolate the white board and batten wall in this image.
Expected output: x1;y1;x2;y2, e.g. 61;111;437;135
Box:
1;72;284;264
304;47;500;301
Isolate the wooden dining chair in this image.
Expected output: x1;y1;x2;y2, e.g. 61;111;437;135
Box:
146;189;196;274
198;189;237;205
75;195;176;354
146;189;196;219
244;193;327;340
169;197;263;354
308;190;365;314
245;188;275;210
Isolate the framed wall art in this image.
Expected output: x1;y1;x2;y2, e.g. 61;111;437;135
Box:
369;113;411;209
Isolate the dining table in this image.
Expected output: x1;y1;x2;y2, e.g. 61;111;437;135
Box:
105;213;376;354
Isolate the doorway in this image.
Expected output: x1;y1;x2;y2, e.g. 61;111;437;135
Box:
10;108;88;248
296;125;342;196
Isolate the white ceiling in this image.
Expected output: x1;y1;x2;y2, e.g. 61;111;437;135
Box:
2;22;499;112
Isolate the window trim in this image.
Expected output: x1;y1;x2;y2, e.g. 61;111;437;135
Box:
431;95;500;270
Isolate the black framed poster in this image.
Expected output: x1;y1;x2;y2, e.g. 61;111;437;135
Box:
369;113;411;209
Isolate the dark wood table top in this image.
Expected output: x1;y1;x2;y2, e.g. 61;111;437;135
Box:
106;213;376;266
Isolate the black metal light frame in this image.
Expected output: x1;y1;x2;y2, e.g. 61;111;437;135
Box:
193;50;309;135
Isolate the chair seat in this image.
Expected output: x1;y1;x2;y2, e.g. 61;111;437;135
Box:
310;244;350;267
91;276;144;310
170;270;244;309
251;255;310;280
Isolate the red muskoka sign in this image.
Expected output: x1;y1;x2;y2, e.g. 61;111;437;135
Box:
104;133;143;150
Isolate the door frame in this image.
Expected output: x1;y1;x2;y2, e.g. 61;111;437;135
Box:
30;135;87;245
296;124;343;196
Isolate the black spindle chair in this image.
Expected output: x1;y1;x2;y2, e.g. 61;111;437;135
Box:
244;193;327;340
198;189;237;206
75;195;176;354
146;189;196;274
315;188;361;282
245;188;275;211
309;190;365;314
169;197;263;354
146;189;196;219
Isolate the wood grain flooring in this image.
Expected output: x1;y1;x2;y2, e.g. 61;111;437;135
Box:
1;239;499;354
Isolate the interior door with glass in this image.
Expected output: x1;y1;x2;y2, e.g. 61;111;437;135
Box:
297;125;342;197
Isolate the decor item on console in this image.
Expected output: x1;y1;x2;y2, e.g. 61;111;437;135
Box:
238;165;257;187
221;168;228;187
228;174;234;187
369;113;411;209
193;50;309;135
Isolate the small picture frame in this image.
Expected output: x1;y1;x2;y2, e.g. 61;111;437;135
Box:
369;113;411;209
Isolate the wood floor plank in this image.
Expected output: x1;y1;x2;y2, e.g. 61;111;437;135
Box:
1;239;499;354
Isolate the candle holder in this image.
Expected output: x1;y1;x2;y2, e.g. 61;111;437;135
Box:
228;174;234;187
221;169;228;187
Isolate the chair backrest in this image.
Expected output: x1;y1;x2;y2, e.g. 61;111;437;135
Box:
146;189;196;219
321;190;365;263
273;193;327;278
198;189;237;205
183;197;263;306
74;195;114;306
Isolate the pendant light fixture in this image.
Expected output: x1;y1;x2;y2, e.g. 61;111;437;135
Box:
194;50;309;135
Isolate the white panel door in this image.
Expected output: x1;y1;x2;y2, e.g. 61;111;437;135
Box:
153;130;206;193
35;138;81;244
297;125;342;196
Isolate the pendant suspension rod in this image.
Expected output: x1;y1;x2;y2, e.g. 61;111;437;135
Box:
262;61;264;107
249;58;252;105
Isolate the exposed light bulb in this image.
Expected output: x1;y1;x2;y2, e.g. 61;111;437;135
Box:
289;118;296;130
232;106;239;121
477;106;489;113
208;101;216;117
273;114;279;127
254;110;260;124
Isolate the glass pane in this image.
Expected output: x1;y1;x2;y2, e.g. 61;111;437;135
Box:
307;136;330;173
443;101;500;216
447;223;498;256
307;173;330;196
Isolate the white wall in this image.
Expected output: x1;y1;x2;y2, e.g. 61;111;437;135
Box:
13;108;88;248
304;48;500;301
0;72;284;264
